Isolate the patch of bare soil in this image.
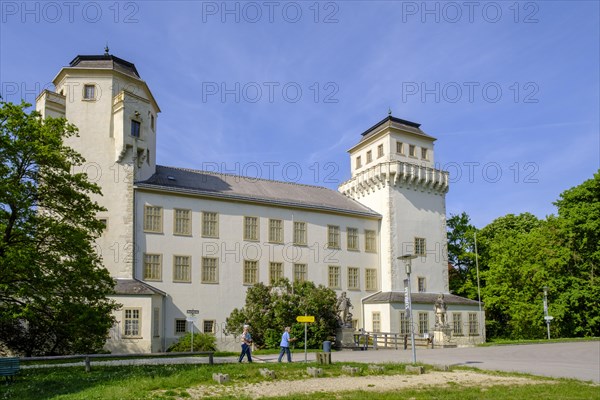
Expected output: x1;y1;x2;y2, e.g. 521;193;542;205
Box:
185;370;551;399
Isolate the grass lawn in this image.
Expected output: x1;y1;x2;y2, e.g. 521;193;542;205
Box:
1;361;598;400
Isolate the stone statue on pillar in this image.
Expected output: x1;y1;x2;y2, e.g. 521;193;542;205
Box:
336;291;353;327
434;293;448;328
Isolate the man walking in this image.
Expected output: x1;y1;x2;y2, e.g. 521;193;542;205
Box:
239;325;253;363
278;326;295;363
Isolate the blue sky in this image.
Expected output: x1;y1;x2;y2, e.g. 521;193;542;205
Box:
1;1;598;227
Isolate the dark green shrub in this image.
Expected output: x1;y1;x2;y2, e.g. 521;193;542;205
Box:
166;332;217;352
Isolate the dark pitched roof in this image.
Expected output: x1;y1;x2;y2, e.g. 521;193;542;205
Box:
363;291;482;306
360;116;434;143
69;54;140;78
136;165;381;218
113;279;165;296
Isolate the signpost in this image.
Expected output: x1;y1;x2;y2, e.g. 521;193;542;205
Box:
296;315;315;362
187;309;199;352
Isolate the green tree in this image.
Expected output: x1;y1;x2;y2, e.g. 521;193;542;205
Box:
446;212;480;299
226;279;338;349
0;102;119;356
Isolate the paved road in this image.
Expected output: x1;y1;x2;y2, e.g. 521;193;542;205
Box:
26;342;600;383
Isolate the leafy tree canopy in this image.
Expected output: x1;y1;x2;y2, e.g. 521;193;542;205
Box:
226;279;338;349
0;102;119;356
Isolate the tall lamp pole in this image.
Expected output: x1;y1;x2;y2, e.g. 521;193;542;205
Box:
543;286;552;339
398;254;418;364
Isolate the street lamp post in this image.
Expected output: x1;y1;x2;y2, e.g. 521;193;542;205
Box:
543;286;552;340
398;254;418;364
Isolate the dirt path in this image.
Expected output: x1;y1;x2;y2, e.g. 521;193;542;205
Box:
185;370;551;398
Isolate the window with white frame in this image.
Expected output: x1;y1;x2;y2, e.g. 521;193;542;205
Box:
365;268;377;291
202;212;219;238
203;320;216;334
175;319;187;335
418;277;426;292
269;262;283;284
409;144;416;157
269;219;283;243
356;156;362;168
396;141;404;154
293;263;307;283
131;120;141;138
366;150;372;163
173;255;191;283
399;311;409;335
347;227;359;250
418;312;429;335
202;257;219;283
328;265;340;288
377;144;384;158
243;260;258;285
293;221;307;245
414;237;426;256
143;253;162;281
143;205;162;233
421;148;428;160
469;313;479;336
347;267;359;289
372;312;381;332
453;313;463;335
123;308;141;337
327;225;340;249
244;216;259;241
83;84;96;100
365;230;377;252
174;209;191;235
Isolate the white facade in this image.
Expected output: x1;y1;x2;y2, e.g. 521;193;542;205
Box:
36;54;484;353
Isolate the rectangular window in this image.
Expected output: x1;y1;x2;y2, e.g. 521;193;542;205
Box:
269;262;283;284
131;120;141;138
469;313;479;336
415;237;426;256
175;319;187;335
365;268;377;291
244;216;259;241
269;219;283;243
453;313;463;335
347;227;359;250
396;141;404;154
144;205;162;233
418;277;426;293
293;263;307;283
203;320;216;334
293;221;307;245
143;253;162;281
366;150;372;163
327;225;340;249
409;144;416;157
328;265;340;289
124;308;141;337
377;144;384;158
174;209;191;236
243;260;258;285
150;114;155;130
83;84;95;100
356;156;362;168
399;311;409;335
153;307;160;337
173;255;191;283
365;230;377;252
372;312;381;332
418;312;429;335
202;212;219;238
347;267;359;289
202;257;219;283
421;148;428;160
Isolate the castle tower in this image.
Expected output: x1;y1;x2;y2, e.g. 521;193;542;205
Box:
36;51;161;279
339;116;449;295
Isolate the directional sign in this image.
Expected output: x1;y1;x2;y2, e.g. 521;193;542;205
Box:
296;316;315;323
186;309;200;315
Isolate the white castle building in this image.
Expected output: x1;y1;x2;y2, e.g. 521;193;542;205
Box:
36;52;484;353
